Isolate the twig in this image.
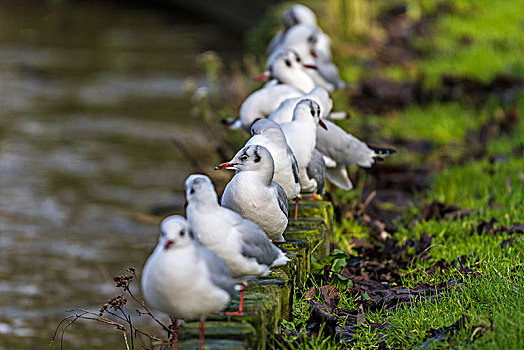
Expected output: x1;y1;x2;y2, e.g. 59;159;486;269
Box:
360;190;376;213
127;269;171;334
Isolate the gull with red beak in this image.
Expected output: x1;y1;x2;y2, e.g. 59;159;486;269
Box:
215;145;288;242
141;215;236;350
226;50;316;133
185;174;289;315
280;98;327;198
246;119;301;219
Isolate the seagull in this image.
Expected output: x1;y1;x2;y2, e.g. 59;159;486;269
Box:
316;120;396;189
185;174;290;315
141;215;236;350
215;145;288;242
258;49;318;93
227;80;304;133
268;4;319;54
267;25;344;92
246;119;300;219
279;99;327;197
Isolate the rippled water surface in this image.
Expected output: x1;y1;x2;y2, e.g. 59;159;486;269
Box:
0;1;235;348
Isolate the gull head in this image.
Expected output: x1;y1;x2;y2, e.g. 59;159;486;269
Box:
292;98;327;130
185;174;218;206
250;119;283;136
215;145;274;174
269;49;316;91
158;215;194;250
282;5;317;28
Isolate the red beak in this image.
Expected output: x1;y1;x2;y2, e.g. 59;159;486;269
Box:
318;119;328;130
164;239;174;250
303;64;317;70
214;162;235;170
253;72;270;82
184;199;188;209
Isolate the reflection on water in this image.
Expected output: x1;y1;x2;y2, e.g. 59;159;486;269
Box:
0;1;234;348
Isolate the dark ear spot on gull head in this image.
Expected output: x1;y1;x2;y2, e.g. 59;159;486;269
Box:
253;147;262;163
293;51;301;63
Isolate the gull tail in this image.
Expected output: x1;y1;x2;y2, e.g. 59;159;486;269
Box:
370;146;396;160
327;111;349;120
271;251;291;267
222;118;242;130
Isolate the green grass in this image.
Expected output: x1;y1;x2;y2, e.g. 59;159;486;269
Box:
415;0;524;86
328;0;524;86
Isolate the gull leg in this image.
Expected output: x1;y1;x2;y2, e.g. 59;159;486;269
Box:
170;317;179;350
198;316;206;350
225;284;245;316
294;197;299;220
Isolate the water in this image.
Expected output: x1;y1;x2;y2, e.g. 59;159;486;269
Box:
0;1;237;348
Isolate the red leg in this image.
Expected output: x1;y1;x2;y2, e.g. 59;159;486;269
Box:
170;317;179;350
294;197;299;220
225;284;245;316
198;316;206;350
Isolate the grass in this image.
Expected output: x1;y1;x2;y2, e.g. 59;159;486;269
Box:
241;0;524;348
414;0;524;86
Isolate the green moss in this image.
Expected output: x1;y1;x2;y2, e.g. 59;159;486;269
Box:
177;338;248;350
248;271;292;320
288;200;334;231
276;238;312;284
287;217;330;259
180;321;256;345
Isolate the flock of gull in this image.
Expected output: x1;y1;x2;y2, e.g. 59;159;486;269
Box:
140;4;395;349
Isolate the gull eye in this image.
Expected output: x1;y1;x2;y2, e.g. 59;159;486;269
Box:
284;59;292;67
179;230;185;237
190;188;195;195
240;155;248;161
160;230;166;237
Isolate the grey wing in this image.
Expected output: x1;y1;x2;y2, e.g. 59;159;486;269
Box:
237;219;281;266
307;149;326;195
316;53;345;88
273;181;289;217
197;246;236;298
316;120;375;167
290;153;300;187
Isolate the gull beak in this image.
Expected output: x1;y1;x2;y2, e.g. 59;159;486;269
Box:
303;63;317;70
214;162;236;170
253;71;270;82
164;239;174;250
318;119;328;130
184;199;188;209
